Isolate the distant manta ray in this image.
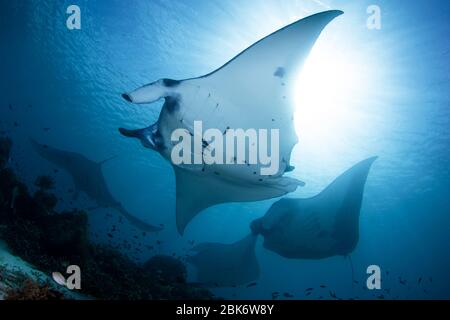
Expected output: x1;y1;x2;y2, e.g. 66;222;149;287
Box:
188;157;377;287
251;157;378;259
30;139;163;232
187;234;259;287
119;10;344;234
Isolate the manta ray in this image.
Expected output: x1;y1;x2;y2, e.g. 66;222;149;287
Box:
119;10;344;234
187;234;259;287
30;139;162;232
251;157;377;259
189;157;376;286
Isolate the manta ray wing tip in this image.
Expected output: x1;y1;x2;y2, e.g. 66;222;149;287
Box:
365;156;378;166
326;9;344;17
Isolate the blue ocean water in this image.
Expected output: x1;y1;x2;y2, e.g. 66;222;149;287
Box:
1;0;449;299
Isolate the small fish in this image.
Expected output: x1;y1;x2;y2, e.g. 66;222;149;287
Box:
377;295;385;300
418;277;422;284
107;233;113;238
329;291;337;298
156;240;162;245
43;128;51;132
283;292;294;298
353;280;359;284
429;277;433;283
52;272;66;286
320;285;327;288
305;292;312;296
246;282;258;288
13;122;19;127
305;288;313;291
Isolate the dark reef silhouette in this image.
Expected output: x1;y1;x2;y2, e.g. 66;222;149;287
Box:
0;136;213;300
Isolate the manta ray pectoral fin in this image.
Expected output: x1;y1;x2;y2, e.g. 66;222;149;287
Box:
174;166;301;235
98;155;118;165
116;204;163;232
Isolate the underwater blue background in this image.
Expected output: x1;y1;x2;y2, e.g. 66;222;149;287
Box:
1;0;449;299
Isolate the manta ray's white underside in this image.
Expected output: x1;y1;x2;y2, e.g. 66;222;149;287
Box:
121;10;344;234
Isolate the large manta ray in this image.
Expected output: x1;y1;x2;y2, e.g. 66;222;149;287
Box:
31;139;162;232
189;157;376;286
120;11;343;234
251;157;377;259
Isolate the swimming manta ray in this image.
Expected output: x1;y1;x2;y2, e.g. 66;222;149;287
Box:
189;157;376;286
119;10;344;234
30;139;163;232
187;234;259;287
251;157;377;259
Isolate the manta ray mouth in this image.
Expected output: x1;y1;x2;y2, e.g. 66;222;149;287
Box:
118;125;161;150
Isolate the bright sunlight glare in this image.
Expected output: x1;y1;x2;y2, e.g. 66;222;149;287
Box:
293;38;369;161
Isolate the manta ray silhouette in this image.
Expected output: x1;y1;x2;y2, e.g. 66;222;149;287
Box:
187;157;376;287
119;10;344;235
187;234;259;287
30;139;162;232
251;157;377;259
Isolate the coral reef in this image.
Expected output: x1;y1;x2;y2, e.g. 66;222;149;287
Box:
5;279;64;300
0;136;214;300
144;255;187;285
